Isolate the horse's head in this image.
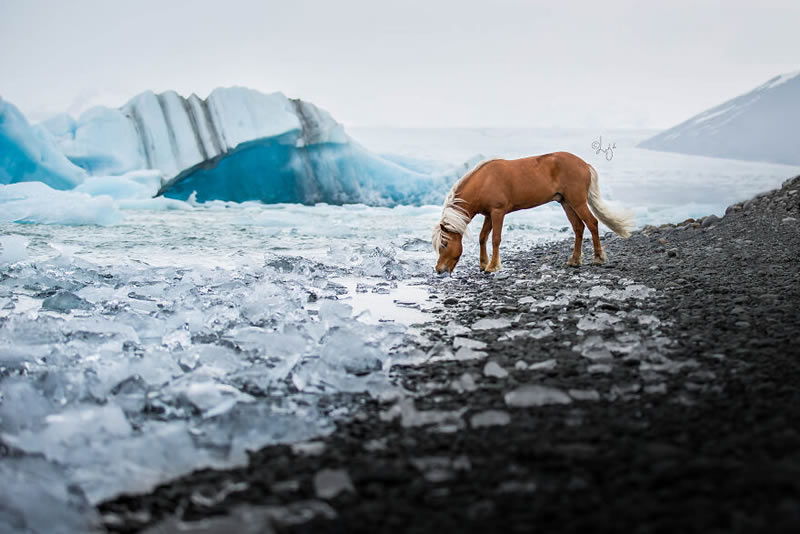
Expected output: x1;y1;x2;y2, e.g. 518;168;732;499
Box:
434;223;463;274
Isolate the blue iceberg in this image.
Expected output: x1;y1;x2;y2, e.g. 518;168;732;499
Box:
157;132;450;206
4;87;463;209
0;98;87;190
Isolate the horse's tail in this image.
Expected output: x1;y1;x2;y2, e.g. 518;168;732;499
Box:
587;166;634;238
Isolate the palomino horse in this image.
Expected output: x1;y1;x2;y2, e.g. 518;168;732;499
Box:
433;152;633;273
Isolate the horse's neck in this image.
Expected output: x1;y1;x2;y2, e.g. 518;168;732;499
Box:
454;189;477;220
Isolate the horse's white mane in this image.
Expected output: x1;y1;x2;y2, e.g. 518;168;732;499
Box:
432;159;496;251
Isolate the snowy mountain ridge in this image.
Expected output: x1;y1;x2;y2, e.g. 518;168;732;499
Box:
638;70;800;165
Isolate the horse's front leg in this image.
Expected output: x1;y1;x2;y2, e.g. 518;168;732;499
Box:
479;216;492;271
485;210;505;273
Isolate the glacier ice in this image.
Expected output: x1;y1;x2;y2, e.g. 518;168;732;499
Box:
21;87;461;207
0;181;122;225
1;97;87;190
157;134;452;206
40;88;335;178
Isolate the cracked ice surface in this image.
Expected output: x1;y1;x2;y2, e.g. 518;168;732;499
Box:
0;206;445;524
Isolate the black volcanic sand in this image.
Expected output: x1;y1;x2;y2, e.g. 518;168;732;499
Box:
100;177;800;534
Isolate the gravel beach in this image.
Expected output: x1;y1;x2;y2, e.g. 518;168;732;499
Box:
100;176;800;533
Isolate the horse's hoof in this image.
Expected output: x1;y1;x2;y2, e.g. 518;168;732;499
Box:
567;258;581;267
479;263;488;272
593;256;607;265
485;264;501;273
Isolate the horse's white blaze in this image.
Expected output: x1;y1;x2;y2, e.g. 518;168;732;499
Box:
587;166;635;239
432;159;496;251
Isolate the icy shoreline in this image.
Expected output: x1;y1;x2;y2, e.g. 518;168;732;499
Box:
0;219;440;532
96;175;800;533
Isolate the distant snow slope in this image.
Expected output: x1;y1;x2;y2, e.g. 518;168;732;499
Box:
0;98;87;189
638;71;800;165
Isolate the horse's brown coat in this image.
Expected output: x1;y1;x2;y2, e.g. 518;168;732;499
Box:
435;152;631;273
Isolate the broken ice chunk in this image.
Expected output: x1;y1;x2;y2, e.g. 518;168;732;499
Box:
453;346;488;361
176;380;256;418
451;372;478;393
576;312;621;331
588;285;611;298
575;335;614;361
41;291;93;312
453;337;487;350
313;469;354;499
0;235;28;265
610;284;654;300
380;398;465;431
528;326;553;339
498;329;526;341
446;321;471;336
0;378;54;433
568;389;601;401
636;314;661;327
0;455;100;534
587;363;613;374
504;385;572;407
472;317;512;330
483;361;508;379
320;329;384;375
291;441;326;456
470;410;511;428
3;403;132;462
526;359;557;371
411;455;471;482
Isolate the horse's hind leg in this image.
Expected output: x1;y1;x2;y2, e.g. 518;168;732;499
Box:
562;203;585;267
573;203;607;265
478;216;492;271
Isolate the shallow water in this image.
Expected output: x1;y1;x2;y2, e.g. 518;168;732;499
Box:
1;127;799;530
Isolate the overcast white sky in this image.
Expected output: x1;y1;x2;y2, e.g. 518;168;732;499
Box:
1;0;798;129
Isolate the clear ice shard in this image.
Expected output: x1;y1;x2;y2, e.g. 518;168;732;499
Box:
0;455;101;534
